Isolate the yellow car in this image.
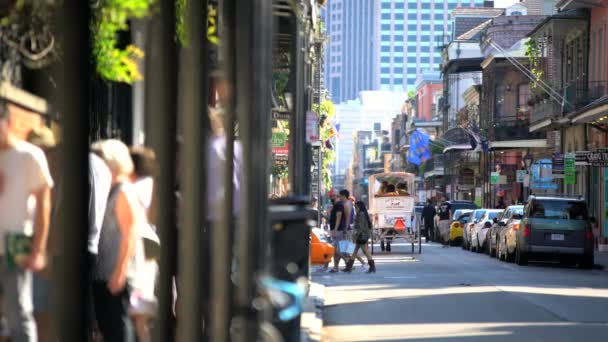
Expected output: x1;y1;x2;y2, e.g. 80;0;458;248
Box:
450;210;473;245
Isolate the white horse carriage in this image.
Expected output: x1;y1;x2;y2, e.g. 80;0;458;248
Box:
368;172;422;254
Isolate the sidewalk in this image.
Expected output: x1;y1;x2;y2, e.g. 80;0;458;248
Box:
595;251;608;270
300;281;325;342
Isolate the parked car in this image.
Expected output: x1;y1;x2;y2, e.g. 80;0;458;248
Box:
487;205;524;257
449;210;473;246
310;228;334;265
435;200;478;243
502;195;594;268
463;209;487;250
471;209;503;253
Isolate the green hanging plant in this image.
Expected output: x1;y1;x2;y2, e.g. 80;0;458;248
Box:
525;38;544;96
92;0;155;83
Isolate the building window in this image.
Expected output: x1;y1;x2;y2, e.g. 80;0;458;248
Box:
518;84;532;113
395;13;404;20
381;57;390;63
408;13;417;20
408;46;416;52
395;24;404;31
421;46;430;52
381;24;391;30
599;29;604;80
395;46;404;52
422;13;430;20
381;13;391;20
408;56;416;63
395;67;404;74
408;24;417;31
421;3;431;9
435;13;444;20
435;24;444;31
381;78;391;84
394;57;404;63
511;11;522;16
395;3;405;9
421;24;431;31
421;57;430;64
381;35;391;41
395;35;404;42
381;46;391;52
395;78;404;84
407;67;417;75
381;2;391;9
381;67;390;74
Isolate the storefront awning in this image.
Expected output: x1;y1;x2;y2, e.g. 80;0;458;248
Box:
489;139;547;150
440;127;483;153
570;97;608;124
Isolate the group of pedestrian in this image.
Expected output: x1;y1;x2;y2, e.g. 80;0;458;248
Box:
375;181;410;197
421;199;452;248
0;100;159;342
327;190;376;274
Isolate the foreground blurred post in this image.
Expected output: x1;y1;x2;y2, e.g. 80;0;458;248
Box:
176;0;207;341
54;2;91;341
211;0;236;340
234;0;273;341
147;1;178;341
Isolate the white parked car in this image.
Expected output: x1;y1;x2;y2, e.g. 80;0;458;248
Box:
471;209;503;253
464;209;487;250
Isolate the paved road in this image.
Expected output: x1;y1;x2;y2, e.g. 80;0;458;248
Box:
313;242;608;342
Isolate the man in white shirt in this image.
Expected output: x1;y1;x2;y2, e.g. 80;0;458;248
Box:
0;102;53;342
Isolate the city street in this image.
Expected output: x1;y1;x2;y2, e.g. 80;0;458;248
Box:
314;243;608;342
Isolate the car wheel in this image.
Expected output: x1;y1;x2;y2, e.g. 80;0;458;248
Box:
515;244;528;266
579;255;594;269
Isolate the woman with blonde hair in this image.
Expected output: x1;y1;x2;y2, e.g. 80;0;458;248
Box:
92;139;146;342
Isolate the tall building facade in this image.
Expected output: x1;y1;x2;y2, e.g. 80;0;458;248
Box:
375;0;488;92
323;0;376;103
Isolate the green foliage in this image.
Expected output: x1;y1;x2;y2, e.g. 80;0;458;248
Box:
408;90;416;100
525;38;544;95
92;0;155;83
176;0;188;46
272;165;289;179
313;99;337;190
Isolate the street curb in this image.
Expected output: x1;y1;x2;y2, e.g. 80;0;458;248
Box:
300;281;325;342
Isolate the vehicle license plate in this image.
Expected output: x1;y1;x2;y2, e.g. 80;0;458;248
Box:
551;234;565;241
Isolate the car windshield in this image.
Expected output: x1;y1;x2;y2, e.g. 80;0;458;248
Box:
488;212;500;220
459;213;471;224
474;211;485;220
513;208;524;217
529;200;588;220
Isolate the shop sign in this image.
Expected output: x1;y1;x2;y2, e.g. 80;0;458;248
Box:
310;146;320;195
271;132;287;148
552;153;564;176
273;154;288;166
305;111;319;143
490;172;499;185
578;149;608;167
272;110;291;121
516;170;527;183
418;191;427;203
565;152;576;185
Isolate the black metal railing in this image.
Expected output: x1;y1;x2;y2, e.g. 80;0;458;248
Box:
531;99;557;124
425;155;444;171
563;80;608;113
491;113;546;141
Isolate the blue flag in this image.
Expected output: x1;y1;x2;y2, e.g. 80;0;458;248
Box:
407;129;431;166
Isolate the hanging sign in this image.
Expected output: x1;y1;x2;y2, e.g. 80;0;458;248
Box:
490;172;499;185
273;154;288;166
271;132;287;148
552;153;564;176
516;170;527;183
305;111;319;143
565;152;576;184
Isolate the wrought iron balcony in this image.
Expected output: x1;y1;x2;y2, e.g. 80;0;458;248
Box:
563;80;608;113
490;112;546;141
530;99;558;124
425;155;444;171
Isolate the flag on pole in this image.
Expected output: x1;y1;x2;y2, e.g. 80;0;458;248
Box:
407;129;431;166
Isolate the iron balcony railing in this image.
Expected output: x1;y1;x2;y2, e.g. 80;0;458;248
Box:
531;99;557;124
491;113;546;141
563;80;608;113
425;155;445;171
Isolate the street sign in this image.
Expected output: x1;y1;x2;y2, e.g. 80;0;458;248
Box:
273;154;288;166
490;172;499;184
516;170;527;183
310;146;320;196
474;187;482;208
272;110;290;121
565;152;576;185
